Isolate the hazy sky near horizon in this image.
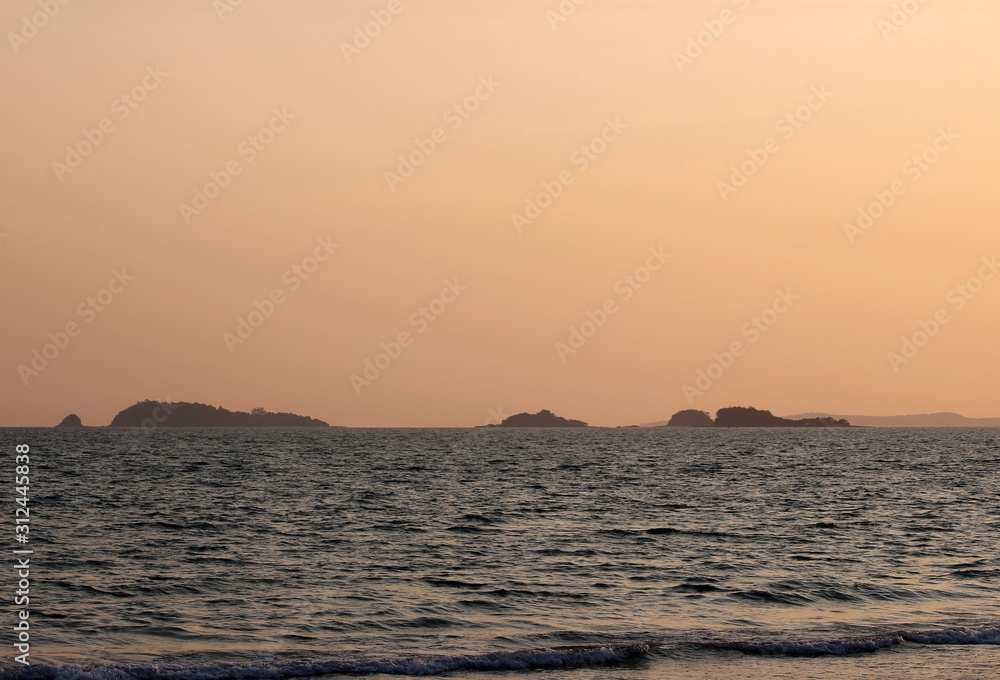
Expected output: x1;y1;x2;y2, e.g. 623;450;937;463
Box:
2;0;999;427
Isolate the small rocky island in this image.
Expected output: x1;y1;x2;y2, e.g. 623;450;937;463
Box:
666;406;850;428
489;409;588;428
108;401;329;428
56;414;85;428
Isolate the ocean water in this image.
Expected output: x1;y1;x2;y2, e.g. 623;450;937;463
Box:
1;427;998;679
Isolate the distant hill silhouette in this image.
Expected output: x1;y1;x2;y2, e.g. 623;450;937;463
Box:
786;412;1000;428
495;409;588;428
666;409;714;427
56;414;84;428
109;401;329;428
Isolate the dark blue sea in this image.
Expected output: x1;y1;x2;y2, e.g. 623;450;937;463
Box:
1;427;998;679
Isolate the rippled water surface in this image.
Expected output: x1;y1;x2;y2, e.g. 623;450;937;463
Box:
2;427;998;679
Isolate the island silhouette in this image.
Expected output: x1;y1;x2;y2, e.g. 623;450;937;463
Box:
666;410;715;427
56;414;85;428
482;409;588;428
104;401;329;428
666;407;851;428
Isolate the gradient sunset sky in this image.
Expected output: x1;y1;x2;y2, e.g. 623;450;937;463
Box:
2;0;998;427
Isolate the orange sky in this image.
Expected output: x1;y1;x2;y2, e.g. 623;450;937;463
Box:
2;0;999;427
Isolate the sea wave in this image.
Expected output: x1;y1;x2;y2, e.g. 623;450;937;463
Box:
0;645;649;680
701;626;1000;656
